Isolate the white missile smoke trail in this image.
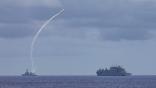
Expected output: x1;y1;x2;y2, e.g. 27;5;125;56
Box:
30;9;64;73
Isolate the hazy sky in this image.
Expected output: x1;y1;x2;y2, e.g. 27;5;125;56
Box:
0;0;156;75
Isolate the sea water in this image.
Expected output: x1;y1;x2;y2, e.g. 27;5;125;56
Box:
0;76;156;88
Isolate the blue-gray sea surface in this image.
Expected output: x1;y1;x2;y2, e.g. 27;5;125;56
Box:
0;76;156;88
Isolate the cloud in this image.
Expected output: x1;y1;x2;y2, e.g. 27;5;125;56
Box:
0;0;62;7
0;23;36;38
0;0;62;38
0;0;156;41
99;28;152;41
57;0;156;41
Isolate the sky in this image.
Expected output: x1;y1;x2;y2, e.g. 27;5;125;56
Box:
0;0;156;75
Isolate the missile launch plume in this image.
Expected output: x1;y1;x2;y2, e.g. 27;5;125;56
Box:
30;9;64;73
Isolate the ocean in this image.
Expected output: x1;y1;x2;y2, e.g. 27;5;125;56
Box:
0;76;156;88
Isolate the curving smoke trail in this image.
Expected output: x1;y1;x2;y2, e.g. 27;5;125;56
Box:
30;9;64;73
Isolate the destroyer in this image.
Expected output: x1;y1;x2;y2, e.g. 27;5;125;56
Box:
22;69;37;76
